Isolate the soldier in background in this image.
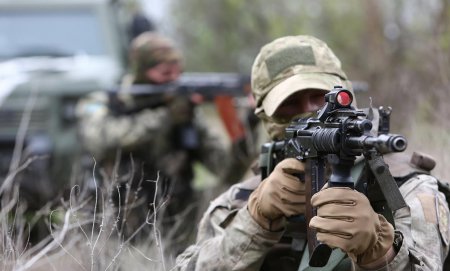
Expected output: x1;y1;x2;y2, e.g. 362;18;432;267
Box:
76;31;235;253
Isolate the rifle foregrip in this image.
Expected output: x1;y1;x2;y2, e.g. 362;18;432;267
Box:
309;243;333;267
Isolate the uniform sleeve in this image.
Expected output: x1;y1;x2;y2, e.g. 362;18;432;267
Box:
195;116;253;185
191;112;248;185
76;92;168;159
355;174;450;271
173;185;283;271
194;117;228;176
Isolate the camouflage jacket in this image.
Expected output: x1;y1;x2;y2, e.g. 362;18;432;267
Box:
174;152;450;270
75;83;228;182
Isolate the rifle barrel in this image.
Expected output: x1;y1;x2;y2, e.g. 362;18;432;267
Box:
346;134;407;153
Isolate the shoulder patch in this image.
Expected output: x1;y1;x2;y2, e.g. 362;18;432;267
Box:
417;193;438;224
437;195;450;246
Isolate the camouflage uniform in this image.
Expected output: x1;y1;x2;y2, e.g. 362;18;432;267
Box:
174;35;450;270
76;88;226;188
76;32;228;244
174;153;449;270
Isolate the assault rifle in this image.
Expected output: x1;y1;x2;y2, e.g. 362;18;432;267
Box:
259;86;407;267
108;72;252;142
108;72;251;112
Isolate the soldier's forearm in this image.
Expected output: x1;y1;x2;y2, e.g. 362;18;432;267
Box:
175;208;283;270
354;231;411;271
356;246;396;270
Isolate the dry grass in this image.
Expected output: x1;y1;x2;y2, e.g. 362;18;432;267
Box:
0;83;202;270
0;156;208;271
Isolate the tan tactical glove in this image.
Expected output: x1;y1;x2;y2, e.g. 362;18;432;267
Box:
309;187;395;266
248;158;306;231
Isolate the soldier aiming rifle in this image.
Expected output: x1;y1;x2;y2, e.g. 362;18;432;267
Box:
260;86;408;267
174;35;449;271
76;31;253;253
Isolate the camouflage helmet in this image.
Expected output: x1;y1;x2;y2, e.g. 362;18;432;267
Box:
251;35;353;117
129;31;182;82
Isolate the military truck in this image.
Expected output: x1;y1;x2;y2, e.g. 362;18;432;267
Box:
0;0;152;203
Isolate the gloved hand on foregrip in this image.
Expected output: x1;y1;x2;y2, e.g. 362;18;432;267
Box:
309;187;395;266
248;158;306;231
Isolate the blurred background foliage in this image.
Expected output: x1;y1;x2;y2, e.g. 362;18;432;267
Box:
0;1;449;269
164;0;450;180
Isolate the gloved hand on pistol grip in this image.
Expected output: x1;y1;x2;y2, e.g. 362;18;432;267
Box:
309;187;395;266
248;158;306;231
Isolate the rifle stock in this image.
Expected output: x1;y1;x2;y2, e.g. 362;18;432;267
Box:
107;72;252;142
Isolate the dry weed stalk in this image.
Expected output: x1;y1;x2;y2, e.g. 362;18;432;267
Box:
1;150;192;271
0;73;221;271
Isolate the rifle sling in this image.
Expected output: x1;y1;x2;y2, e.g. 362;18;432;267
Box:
353;156;405;229
367;155;407;211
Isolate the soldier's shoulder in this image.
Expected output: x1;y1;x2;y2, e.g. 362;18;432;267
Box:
384;151;435;178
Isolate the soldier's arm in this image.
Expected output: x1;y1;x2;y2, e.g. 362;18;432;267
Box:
173;179;283;271
194;117;228;176
355;174;449;271
195;116;254;185
76;92;168;158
